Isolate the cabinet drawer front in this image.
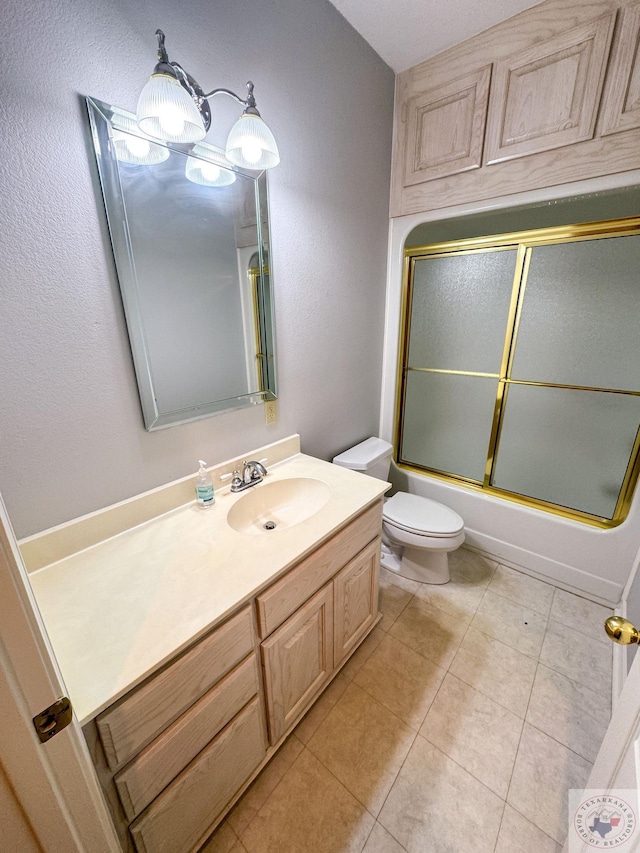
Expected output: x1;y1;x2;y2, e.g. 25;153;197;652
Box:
98;607;254;769
115;655;259;821
261;583;334;744
130;697;266;853
256;500;382;637
334;539;380;667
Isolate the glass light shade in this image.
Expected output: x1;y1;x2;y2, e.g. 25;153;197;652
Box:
137;73;206;143
225;113;280;169
112;115;169;165
185;144;236;186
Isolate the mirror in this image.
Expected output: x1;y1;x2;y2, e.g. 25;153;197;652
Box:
86;97;276;430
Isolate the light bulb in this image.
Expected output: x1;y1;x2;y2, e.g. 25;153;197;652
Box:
241;141;263;165
200;162;221;182
125;136;151;158
158;104;186;138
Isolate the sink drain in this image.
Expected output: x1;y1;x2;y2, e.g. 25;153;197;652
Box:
263;520;277;530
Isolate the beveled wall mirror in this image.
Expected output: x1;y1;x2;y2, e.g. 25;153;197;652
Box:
87;97;276;430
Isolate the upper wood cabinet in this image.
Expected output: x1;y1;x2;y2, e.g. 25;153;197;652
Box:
601;0;640;135
391;0;640;218
403;66;491;185
484;13;615;164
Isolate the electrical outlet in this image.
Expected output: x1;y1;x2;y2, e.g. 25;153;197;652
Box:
265;400;278;424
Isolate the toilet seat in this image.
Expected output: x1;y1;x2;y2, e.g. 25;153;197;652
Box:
383;492;464;538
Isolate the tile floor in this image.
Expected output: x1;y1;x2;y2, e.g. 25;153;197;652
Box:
203;548;614;853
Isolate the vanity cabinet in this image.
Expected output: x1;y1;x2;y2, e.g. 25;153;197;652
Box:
83;498;383;853
258;505;382;744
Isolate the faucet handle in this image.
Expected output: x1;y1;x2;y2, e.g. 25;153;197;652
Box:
221;469;243;491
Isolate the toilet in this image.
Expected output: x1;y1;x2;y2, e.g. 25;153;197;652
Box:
333;437;464;584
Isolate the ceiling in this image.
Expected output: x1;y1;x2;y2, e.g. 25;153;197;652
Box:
328;0;544;72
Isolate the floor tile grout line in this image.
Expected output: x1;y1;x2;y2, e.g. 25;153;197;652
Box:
507;800;569;849
483;582;555;618
231;737;309;843
307;722;420;822
491;799;509;853
545;613;613;648
503;658;540;812
523;717;597;768
372;729;420;845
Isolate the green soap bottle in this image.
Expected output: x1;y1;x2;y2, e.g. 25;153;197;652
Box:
195;460;215;509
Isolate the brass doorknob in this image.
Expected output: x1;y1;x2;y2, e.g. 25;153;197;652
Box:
605;616;640;645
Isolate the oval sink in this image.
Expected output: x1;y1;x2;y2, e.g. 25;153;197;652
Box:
227;477;331;534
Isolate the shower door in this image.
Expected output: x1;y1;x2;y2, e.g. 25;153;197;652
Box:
397;217;640;527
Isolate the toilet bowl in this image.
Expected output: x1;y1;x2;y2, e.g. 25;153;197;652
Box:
333;438;464;584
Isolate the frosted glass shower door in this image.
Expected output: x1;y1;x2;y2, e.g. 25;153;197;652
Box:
492;385;640;518
400;248;518;482
493;232;640;521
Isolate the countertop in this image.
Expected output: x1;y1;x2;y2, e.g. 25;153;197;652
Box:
27;448;388;724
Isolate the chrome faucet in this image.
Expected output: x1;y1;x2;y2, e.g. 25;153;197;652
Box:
230;459;268;492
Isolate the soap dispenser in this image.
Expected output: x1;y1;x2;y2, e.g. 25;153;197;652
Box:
195;460;215;509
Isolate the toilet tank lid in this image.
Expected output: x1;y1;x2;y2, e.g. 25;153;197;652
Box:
384;492;464;535
332;437;393;471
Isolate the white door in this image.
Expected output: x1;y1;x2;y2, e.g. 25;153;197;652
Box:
0;493;120;852
564;576;640;852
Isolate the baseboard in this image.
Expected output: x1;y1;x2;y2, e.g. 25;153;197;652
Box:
463;526;622;608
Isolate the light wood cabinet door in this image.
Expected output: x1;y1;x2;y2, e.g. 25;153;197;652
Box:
403;65;491;186
601;1;640;136
261;583;334;744
484;12;615;165
333;539;380;667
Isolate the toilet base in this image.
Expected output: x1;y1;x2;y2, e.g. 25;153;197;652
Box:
380;544;451;585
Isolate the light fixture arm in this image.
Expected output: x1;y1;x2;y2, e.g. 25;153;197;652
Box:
203;82;261;116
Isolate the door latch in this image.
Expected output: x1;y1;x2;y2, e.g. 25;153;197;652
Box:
33;697;73;743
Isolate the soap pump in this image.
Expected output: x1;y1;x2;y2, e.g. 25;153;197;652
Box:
195;460;215;509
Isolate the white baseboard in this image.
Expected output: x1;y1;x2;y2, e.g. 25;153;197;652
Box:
463;527;622;608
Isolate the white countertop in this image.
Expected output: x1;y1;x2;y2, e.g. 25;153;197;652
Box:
28;450;387;725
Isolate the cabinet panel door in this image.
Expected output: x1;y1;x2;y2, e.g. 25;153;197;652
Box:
333;539;380;667
403;66;491;186
261;583;334;744
601;1;640;136
484;12;615;164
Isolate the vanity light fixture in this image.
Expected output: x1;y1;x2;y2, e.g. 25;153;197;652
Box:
185;144;236;187
136;30;280;170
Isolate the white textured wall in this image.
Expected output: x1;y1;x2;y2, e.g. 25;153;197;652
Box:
0;0;394;537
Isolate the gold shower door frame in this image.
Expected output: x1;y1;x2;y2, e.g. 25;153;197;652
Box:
396;216;640;529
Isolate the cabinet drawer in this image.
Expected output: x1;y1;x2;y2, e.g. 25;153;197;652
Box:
115;655;260;821
256;500;382;637
130;697;267;853
98;606;254;769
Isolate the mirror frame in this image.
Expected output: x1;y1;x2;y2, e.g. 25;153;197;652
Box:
86;96;277;430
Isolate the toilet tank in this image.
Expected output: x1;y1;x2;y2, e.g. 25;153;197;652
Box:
332;437;393;481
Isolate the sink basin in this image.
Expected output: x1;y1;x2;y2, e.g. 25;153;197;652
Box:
227;477;331;534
